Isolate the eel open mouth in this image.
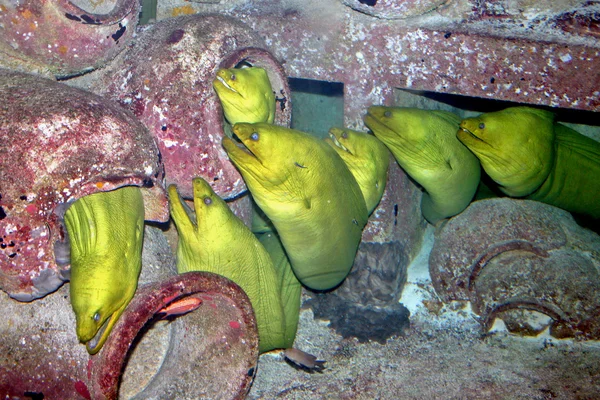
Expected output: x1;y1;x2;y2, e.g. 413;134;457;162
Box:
223;134;262;167
215;75;238;94
327;131;351;154
85;308;121;354
458;126;486;144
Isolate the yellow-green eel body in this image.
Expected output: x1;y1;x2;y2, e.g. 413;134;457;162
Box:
212;66;276;124
169;177;288;353
258;232;302;347
364;106;481;224
223;123;368;291
65;186;144;354
325;127;390;215
458;106;600;219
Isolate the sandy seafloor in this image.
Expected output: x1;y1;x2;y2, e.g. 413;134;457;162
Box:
247;226;600;399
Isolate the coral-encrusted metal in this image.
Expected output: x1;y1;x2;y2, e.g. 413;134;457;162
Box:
0;70;168;301
88;14;292;199
0;0;138;77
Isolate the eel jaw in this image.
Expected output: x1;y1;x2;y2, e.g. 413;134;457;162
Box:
215;75;238;94
223;136;263;168
327;131;351;154
458;126;485;142
85;305;125;355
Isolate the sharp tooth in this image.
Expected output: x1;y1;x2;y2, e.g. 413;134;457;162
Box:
217;76;237;93
328;133;350;152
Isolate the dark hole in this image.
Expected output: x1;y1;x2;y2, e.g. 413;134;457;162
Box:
19;195;27;200
234;60;254;69
0;206;5;220
358;0;377;5
24;392;44;400
166;29;185;44
111;23;126;43
397;89;600;125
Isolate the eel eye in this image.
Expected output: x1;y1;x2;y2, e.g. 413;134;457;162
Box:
204;196;212;205
384;110;392;118
93;312;101;322
479;122;485;130
250;132;259;141
341;131;348;139
230;74;236;81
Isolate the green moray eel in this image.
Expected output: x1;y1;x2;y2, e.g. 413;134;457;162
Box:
169;177;287;353
325;127;390;215
213;66;276;124
458;106;600;219
65;186;144;354
364;106;481;224
223;123;368;291
257;232;302;348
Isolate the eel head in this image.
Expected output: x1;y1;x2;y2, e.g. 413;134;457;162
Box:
213;66;275;124
457;107;556;197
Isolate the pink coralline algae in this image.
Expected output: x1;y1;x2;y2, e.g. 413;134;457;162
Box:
88;14;292;200
0;69;168;302
0;0;138;77
429;198;600;339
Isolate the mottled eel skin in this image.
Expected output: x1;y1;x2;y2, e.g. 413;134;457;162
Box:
223;123;368;291
364;106;481;224
458;106;600;219
65;186;144;354
169;177;287;353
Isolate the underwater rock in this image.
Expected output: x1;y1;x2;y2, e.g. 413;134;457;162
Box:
0;70;168;302
430;198;600;339
307;240;411;343
0;226;258;399
81;14;291;200
310;294;410;344
0;0;138;78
